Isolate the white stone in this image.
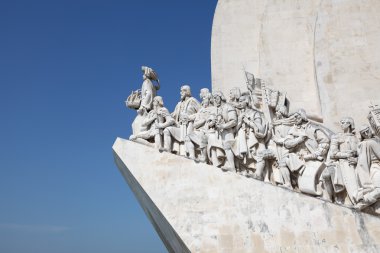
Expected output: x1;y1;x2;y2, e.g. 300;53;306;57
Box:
211;0;380;130
113;138;380;252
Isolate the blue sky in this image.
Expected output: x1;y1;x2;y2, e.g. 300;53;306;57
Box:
0;1;217;252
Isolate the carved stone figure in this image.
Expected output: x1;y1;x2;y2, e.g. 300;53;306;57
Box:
185;92;216;162
355;125;380;210
125;67;380;215
233;94;272;179
207;91;238;172
162;85;200;155
322;117;359;205
130;96;174;149
273;110;330;193
139;66;160;112
242;107;272;180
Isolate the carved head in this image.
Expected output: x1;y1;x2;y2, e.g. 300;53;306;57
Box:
359;125;373;140
199;88;210;100
212;91;226;107
340;117;355;133
275;105;289;119
229;87;241;102
236;94;249;110
180;85;192;101
141;66;159;82
293;109;308;125
201;93;212;108
153;96;164;108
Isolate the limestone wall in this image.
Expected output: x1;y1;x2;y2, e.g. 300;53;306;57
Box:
211;0;380;130
113;138;380;253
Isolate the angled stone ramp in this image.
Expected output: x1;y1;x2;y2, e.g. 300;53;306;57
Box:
113;138;380;253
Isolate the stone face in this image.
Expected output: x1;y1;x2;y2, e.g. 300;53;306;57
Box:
211;0;380;130
113;138;380;253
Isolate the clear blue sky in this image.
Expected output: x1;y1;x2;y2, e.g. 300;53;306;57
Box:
0;1;217;252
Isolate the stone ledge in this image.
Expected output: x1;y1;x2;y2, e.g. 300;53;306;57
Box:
113;138;380;253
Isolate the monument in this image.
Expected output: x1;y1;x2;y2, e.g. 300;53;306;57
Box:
114;1;380;252
211;0;380;129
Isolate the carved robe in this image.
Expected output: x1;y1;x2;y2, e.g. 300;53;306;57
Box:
357;137;380;189
140;79;157;111
328;133;359;203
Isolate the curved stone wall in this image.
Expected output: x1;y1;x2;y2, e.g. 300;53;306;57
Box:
211;0;380;130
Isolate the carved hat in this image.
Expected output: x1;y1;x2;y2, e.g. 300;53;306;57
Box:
359;124;371;134
142;66;159;82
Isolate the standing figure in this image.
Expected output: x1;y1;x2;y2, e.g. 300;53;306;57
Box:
233;94;271;179
185;92;216;162
355;125;380;210
241;105;271;180
139;66;160;112
162;85;200;155
130;96;174;149
322;117;359;205
207;91;238;172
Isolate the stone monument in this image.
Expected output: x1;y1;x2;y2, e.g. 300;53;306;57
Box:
211;0;380;129
114;1;380;252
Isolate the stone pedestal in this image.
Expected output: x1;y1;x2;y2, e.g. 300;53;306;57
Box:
113;138;380;253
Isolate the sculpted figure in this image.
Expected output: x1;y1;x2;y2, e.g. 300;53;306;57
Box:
355;125;380;210
272;110;330;191
185;92;216;162
207;91;238;171
139;66;160;112
130;96;174;149
233;94;272;179
162;85;200;154
321;117;359;205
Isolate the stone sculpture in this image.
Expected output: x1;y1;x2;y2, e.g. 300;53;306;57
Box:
130;96;174;149
208;91;238;172
139;66;160;112
126;67;380;215
356;125;380;210
162;85;200;155
185;92;216;162
322;117;359;205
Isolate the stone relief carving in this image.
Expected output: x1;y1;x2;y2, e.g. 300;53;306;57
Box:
126;66;380;215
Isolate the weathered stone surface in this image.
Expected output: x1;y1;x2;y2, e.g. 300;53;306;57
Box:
113;138;380;253
211;0;380;130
